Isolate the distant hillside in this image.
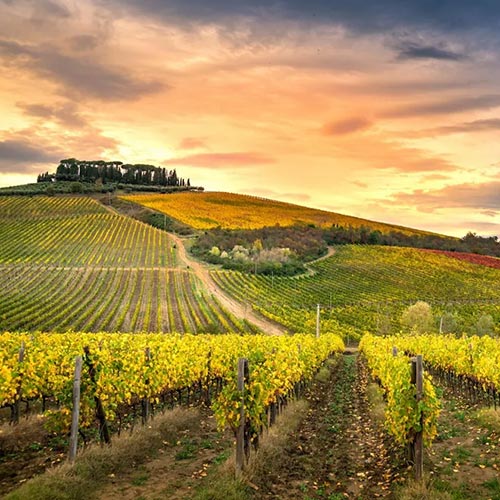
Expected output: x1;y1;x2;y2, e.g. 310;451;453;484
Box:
212;244;500;335
121;191;500;274
120;191;432;236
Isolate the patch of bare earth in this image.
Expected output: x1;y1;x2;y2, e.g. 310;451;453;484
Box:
425;385;500;498
0;414;65;496
251;354;405;499
96;406;232;500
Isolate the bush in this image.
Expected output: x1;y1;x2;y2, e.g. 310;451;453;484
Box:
70;182;83;193
475;314;495;337
401;301;434;334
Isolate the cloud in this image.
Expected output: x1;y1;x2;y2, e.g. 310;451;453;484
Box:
0;39;165;100
350;180;368;188
104;0;500;36
396;42;466;61
16;101;88;128
390;182;500;212
481;210;498;218
0;124;121;176
0;138;61;173
322;117;372;135
69;35;100;52
178;137;208;150
32;0;71;19
383;95;500;118
407;118;500;137
164;152;275;168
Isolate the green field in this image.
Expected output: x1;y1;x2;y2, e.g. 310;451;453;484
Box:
0;196;253;334
212;245;500;335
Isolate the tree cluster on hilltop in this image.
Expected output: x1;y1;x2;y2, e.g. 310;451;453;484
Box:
37;158;194;188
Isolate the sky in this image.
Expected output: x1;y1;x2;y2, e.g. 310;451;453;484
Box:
0;0;499;237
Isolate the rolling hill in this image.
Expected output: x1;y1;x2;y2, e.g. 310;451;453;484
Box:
120;191;436;235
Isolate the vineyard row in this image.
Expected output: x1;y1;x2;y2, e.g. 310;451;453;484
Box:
0;267;252;334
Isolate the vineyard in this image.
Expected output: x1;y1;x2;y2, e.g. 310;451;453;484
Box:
388;333;500;397
1;193;500;499
0;331;344;440
212;245;500;334
0;196;252;334
120;191;428;234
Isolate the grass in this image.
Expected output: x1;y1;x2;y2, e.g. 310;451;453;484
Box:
394;475;453;500
315;366;330;383
4;407;201;500
472;407;500;432
366;382;386;425
191;399;308;500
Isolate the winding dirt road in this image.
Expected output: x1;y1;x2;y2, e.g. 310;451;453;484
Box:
169;233;287;335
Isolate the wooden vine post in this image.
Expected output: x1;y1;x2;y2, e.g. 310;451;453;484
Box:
235;357;249;477
142;347;151;424
68;355;83;462
316;304;320;338
204;349;212;405
411;355;424;481
12;342;25;424
83;346;111;444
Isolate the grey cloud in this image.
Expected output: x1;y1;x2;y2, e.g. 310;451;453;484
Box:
17;101;88;128
408;118;500;137
34;0;71;19
481;210;498;217
0;138;61;173
384;95;500;118
0;39;166;101
396;42;466;61
102;1;500;36
69;35;101;52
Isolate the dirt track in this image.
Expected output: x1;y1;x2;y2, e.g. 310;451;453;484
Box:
169;233;286;335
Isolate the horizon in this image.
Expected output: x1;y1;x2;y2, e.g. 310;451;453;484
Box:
0;1;499;238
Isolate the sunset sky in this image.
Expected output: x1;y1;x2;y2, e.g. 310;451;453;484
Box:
0;0;499;237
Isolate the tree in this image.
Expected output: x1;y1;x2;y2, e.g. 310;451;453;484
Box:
440;311;460;334
401;301;434;334
475;314;495;337
70;182;83;193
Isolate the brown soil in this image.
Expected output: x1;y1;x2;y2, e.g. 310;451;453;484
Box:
251;354;404;499
169;233;286;335
425;385;500;498
0;415;65;496
96;407;231;500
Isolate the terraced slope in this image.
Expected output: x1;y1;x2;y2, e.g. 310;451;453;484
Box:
0;196;253;334
211;245;500;334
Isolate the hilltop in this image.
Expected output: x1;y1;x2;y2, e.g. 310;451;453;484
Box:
121;191;431;234
120;191;499;276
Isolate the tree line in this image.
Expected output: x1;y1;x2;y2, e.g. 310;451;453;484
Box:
323;225;500;257
37;158;192;187
190;223;500;276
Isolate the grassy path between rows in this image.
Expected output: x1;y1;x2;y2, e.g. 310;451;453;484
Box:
248;354;403;499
